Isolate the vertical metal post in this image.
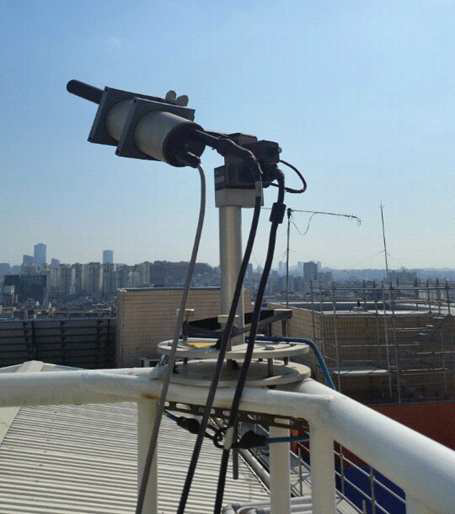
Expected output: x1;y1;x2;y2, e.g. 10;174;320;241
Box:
446;281;451;316
415;279;420;312
378;285;392;398
389;283;402;404
339;444;346;497
369;467;377;514
285;208;291;308
310;424;336;514
310;281;317;340
436;279;442;315
318;284;326;356
219;206;245;347
137;399;158;514
426;280;432;314
331;283;341;391
382;282;393;400
269;425;291;514
380;203;390;281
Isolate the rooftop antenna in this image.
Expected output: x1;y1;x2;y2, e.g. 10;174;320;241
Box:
380;203;390;282
285;208;361;307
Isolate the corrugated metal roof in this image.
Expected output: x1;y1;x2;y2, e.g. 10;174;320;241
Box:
0;392;268;513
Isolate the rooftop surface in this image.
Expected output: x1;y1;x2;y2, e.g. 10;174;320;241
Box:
0;362;268;513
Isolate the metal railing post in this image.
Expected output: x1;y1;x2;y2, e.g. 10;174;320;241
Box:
445;281;451;315
331;282;341;391
298;443;303;496
369;467;377;514
269;425;291;514
310;424;336;514
137;399;158;514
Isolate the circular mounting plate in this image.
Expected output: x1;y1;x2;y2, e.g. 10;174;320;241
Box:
158;338;309;360
167;359;310;388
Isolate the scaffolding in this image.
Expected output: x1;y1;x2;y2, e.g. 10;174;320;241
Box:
272;281;455;404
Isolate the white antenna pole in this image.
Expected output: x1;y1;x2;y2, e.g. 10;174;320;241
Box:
285;208;291;308
380;203;390;281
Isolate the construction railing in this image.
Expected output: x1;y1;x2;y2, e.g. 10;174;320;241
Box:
278;282;455;404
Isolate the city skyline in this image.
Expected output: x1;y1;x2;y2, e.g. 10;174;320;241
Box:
2;2;454;268
2;243;455;274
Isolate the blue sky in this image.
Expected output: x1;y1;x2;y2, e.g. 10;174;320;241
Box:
1;1;454;268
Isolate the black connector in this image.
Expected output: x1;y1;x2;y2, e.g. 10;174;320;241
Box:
195;130;282;189
234;431;267;449
176;416;201;435
270;202;286;224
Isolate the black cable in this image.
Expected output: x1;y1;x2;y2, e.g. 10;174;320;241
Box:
270;159;307;194
136;165;206;514
176;180;263;514
213;172;286;514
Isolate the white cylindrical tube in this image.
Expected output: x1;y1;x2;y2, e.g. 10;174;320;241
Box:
137;399;158;514
269;425;291;514
219;206;245;346
105;100;131;141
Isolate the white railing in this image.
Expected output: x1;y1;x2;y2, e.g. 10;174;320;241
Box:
0;367;454;514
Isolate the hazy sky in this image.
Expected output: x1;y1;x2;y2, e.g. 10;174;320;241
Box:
1;1;454;269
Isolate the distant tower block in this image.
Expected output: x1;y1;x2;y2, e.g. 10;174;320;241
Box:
34;243;47;267
103;250;114;264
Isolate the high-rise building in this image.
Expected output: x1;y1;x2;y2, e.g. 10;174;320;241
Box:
116;265;130;288
137;261;152;286
303;261;318;282
22;255;34;267
34;243;47;267
84;262;102;297
102;263;117;297
0;263;10;280
72;263;84;295
50;258;61;268
102;250;114;265
58;264;73;297
48;267;59;295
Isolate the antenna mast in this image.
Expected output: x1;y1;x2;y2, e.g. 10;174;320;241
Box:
284;208;361;303
380;203;390;281
285;208;291;307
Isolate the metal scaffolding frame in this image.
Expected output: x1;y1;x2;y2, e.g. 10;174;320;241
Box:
286;281;455;404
